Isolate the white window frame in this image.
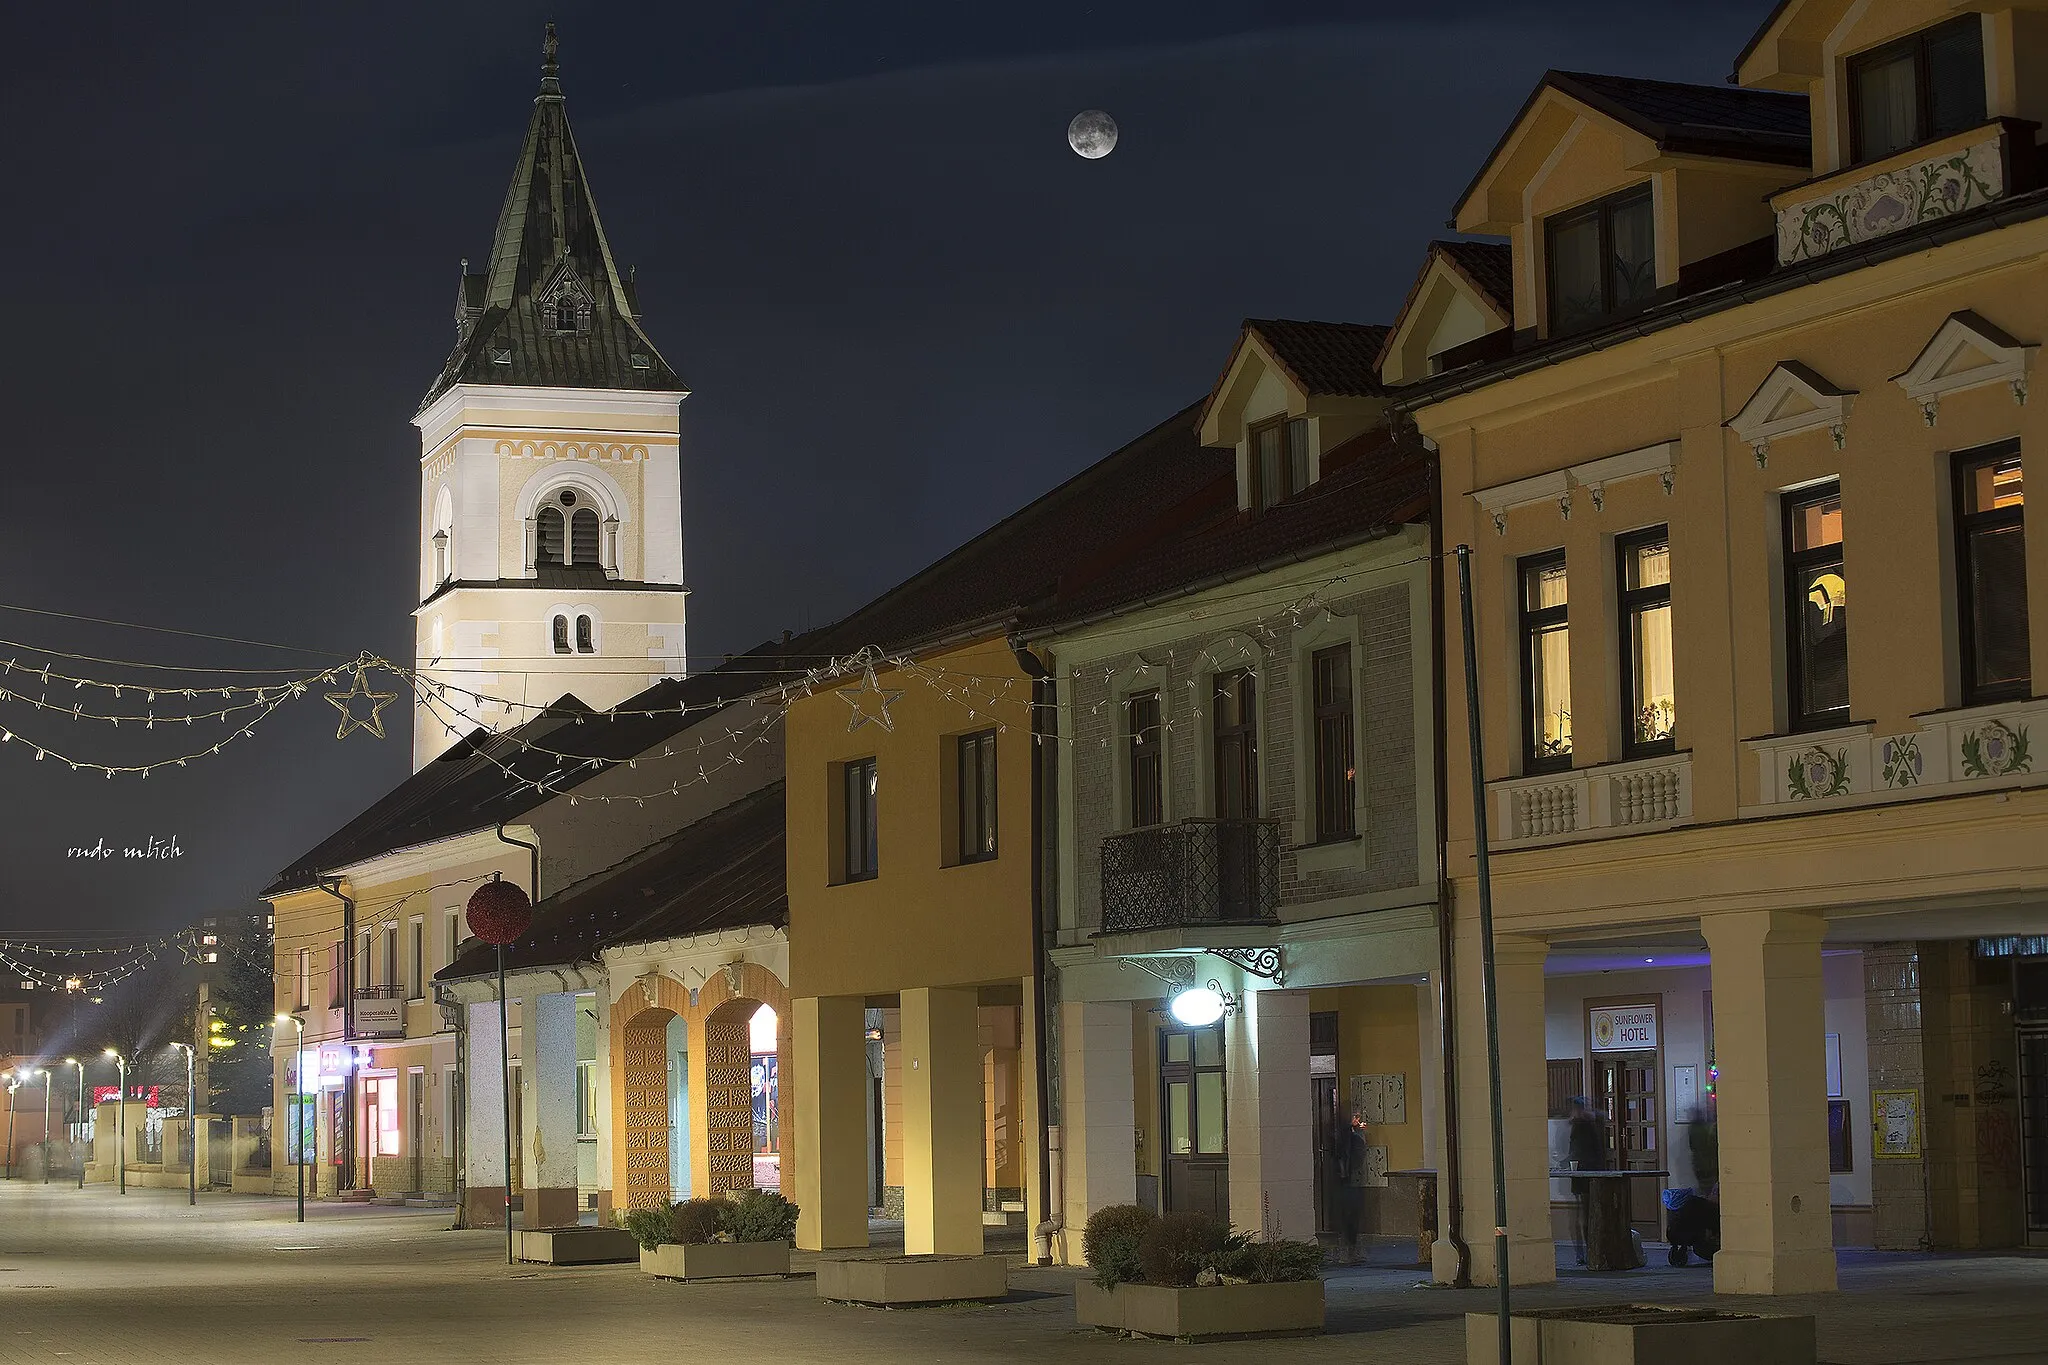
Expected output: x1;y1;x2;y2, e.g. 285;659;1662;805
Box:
408;915;427;1002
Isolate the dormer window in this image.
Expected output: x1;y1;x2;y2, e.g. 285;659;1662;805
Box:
543;278;590;335
554;298;579;332
1546;185;1655;336
1249;416;1310;510
1849;17;1984;164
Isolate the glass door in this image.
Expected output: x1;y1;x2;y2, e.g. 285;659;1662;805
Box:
2020;1028;2048;1244
1160;1023;1228;1217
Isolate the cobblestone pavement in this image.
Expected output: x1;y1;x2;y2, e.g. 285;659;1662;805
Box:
0;1183;2043;1363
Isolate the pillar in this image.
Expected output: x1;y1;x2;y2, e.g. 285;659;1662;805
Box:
1018;980;1046;1255
1703;909;1837;1295
592;995;613;1218
1058;999;1137;1263
520;991;580;1228
1225;987;1314;1243
1440;927;1553;1286
792;995;870;1250
902;986;984;1255
462;998;507;1231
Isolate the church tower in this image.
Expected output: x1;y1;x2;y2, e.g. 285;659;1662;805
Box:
412;26;688;768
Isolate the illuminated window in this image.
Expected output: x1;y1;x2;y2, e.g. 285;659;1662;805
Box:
1520;552;1572;770
1618;528;1675;755
1955;442;2028;702
1784;483;1848;730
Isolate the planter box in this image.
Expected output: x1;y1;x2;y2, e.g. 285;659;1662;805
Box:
640;1241;791;1281
1075;1279;1324;1342
816;1254;1008;1305
514;1226;640;1266
1464;1305;1816;1365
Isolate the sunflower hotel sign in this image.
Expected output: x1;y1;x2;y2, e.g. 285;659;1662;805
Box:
1589;1004;1658;1053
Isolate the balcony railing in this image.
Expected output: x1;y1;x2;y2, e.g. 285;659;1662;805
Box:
1491;753;1693;846
1773;119;2033;265
1099;818;1282;935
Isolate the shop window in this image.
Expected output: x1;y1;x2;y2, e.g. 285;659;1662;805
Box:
1545;185;1655;335
1849;16;1985;164
1520;552;1572;771
1125;689;1163;828
1310;644;1356;840
1783;482;1849;730
1953;441;2028;702
1618;528;1675;756
956;730;997;863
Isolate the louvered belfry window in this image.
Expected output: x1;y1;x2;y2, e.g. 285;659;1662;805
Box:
536;507;566;565
570;509;600;565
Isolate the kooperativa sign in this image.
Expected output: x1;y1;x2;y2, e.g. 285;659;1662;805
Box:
1589;1003;1658;1052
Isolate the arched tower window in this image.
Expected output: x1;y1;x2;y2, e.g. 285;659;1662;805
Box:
575;615;594;653
551;615;570;655
570;509;600;565
536;508;566;565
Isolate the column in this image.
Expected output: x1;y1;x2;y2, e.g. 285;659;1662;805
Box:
1058;999;1136;1264
592;998;614;1219
1441;928;1553;1286
463;999;507;1231
1226;987;1315;1243
902;986;984;1255
792;995;870;1251
1018;981;1046;1259
519;991;579;1227
1703;909;1837;1295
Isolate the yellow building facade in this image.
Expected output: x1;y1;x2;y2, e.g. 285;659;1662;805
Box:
1396;0;2048;1294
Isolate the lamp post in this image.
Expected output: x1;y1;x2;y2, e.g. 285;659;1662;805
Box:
65;1060;83;1190
103;1050;126;1195
4;1077;16;1180
274;1014;305;1223
169;1043;196;1206
34;1069;49;1185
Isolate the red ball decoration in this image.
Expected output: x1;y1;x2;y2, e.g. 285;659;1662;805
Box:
466;879;533;946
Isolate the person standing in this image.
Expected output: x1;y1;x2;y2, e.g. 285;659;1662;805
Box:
1335;1109;1369;1265
1566;1095;1608;1267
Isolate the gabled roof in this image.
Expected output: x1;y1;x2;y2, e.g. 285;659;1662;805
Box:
261;646;796;898
420;26;680;411
1240;320;1391;399
1435;241;1515;317
439;782;786;981
1454;69;1810;228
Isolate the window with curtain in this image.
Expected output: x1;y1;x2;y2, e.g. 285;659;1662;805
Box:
1618;528;1675;755
842;757;878;882
1784;482;1849;729
1311;644;1356;840
1520;552;1572;770
409;920;424;999
1125;689;1163;828
1545;185;1655;335
383;926;398;988
1249;416;1311;510
1849;16;1985;163
1954;442;2028;702
956;730;998;862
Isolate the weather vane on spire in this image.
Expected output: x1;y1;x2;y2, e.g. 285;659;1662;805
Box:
539;22;561;97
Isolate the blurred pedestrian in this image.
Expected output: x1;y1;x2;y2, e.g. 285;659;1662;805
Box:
1566;1096;1608;1266
1335;1109;1368;1264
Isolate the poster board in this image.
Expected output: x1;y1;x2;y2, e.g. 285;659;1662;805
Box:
1873;1088;1921;1158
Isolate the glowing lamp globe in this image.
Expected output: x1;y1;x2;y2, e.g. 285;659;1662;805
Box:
466;880;532;946
1169;986;1227;1029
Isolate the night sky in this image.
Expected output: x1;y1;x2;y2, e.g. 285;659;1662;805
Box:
0;2;1762;939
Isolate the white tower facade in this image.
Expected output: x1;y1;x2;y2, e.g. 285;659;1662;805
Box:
410;28;688;768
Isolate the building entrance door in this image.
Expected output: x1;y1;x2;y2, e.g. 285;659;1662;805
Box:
2019;1027;2048;1246
1593;1052;1661;1230
1160;1024;1227;1217
1310;1010;1340;1235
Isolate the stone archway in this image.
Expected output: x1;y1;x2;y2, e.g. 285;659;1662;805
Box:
618;1003;677;1212
694;962;792;1200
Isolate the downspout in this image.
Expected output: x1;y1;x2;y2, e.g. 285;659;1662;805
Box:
1013;643;1061;1266
1424;452;1472;1286
493;823;540;1217
317;877;356;1195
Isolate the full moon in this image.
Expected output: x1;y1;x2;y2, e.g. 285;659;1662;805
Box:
1068;109;1118;159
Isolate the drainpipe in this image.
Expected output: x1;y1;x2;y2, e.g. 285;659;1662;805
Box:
1013;643;1061;1266
493;823;540;1229
1425;456;1472;1286
317;877;356;1196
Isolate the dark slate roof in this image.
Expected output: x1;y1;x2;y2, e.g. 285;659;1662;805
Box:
1549;71;1810;164
1435;240;1514;317
421;566;686;606
1243;319;1391;398
261;645;796;898
1020;431;1433;632
439;782;785;981
789;400;1234;662
419;26;680;411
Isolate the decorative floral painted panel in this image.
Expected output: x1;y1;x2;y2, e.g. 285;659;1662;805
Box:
1777;134;2004;265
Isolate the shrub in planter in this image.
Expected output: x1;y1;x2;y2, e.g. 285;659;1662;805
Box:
1205;1238;1325;1284
622;1207;676;1252
1082;1204;1157;1290
722;1188;800;1244
670;1198;728;1245
1137;1212;1233;1288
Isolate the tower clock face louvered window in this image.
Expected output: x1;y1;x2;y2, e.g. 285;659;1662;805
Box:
536;507;566;565
570;509;600;565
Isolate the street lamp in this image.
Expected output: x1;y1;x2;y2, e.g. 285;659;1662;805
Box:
32;1069;49;1185
275;1014;305;1223
4;1076;16;1180
103;1049;126;1195
168;1043;195;1207
64;1060;83;1190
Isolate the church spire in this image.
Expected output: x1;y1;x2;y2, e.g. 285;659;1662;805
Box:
419;24;679;411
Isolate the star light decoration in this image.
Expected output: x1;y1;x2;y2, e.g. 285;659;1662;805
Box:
838;665;905;733
326;662;398;741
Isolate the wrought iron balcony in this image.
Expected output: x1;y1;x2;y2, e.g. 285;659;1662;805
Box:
1098;818;1281;935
